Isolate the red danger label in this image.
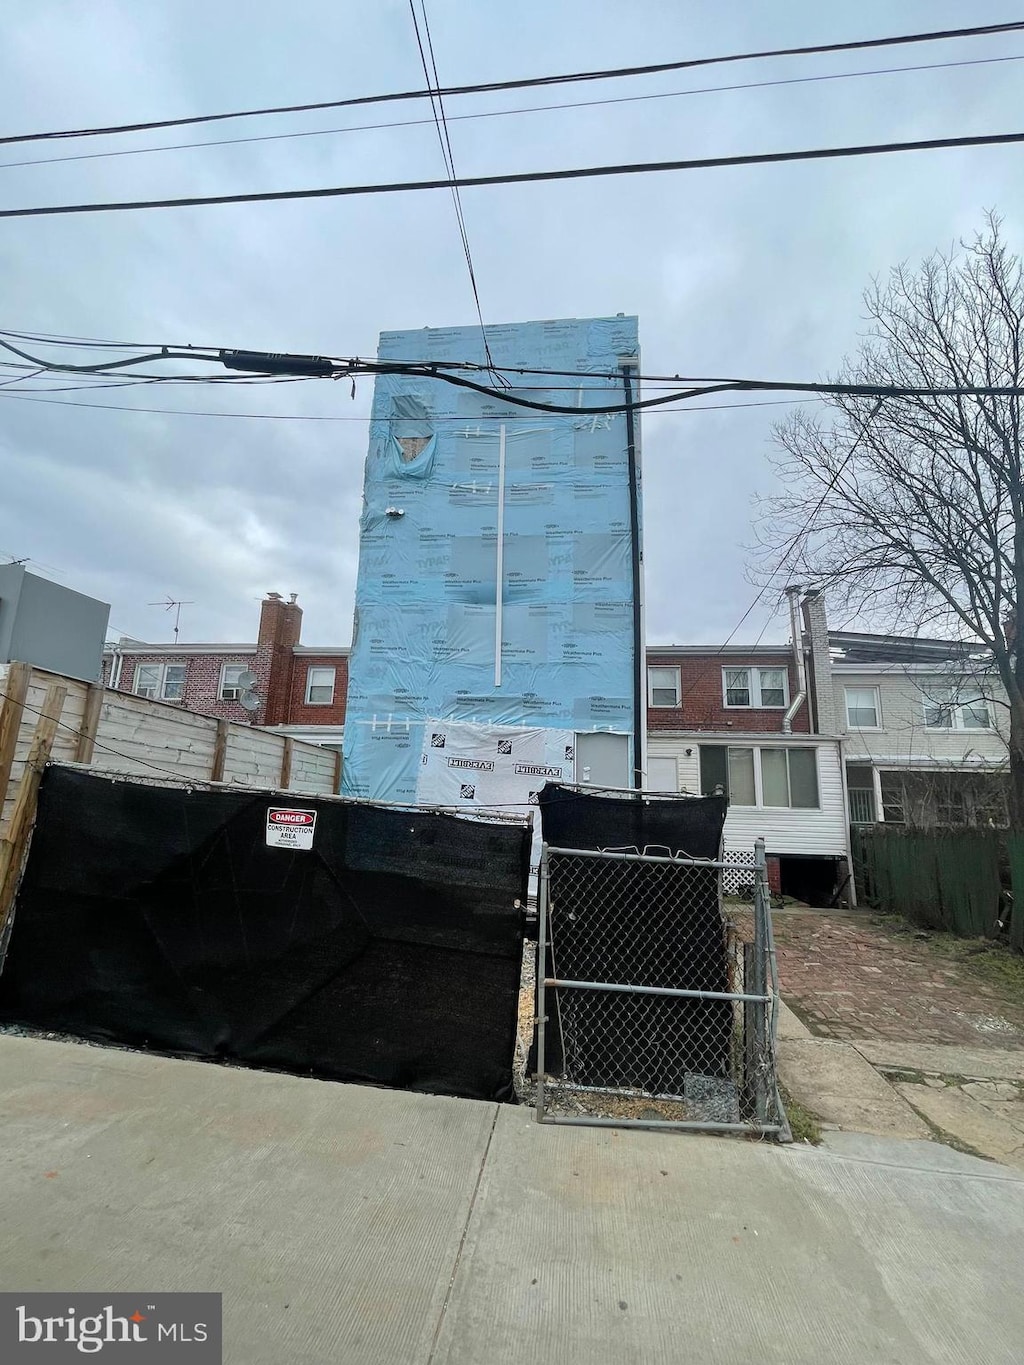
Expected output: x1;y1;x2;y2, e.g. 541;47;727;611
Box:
268;809;315;825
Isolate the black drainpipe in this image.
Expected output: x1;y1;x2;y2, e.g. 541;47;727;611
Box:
621;361;643;790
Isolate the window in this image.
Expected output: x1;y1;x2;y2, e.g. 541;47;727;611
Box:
305;666;336;705
845;686;880;729
647;665;681;708
133;662;186;702
761;748;820;808
922;682;992;731
699;744;819;808
220;664;249;701
722;666;788;709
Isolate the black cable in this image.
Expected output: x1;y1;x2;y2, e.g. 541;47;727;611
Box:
408;0;497;374
0;334;214;373
0;391;821;420
3;20;1019;147
5;128;1021;220
2;52;1020;172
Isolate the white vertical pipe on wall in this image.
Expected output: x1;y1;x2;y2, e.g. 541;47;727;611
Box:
494;422;507;688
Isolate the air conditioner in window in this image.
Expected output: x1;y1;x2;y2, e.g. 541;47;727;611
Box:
221;687;242;701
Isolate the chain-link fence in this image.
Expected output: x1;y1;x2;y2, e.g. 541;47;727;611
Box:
534;840;785;1136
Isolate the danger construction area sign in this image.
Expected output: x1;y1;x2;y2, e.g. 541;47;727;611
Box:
265;806;317;851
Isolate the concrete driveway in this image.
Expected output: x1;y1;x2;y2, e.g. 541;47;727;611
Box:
1;1034;1022;1364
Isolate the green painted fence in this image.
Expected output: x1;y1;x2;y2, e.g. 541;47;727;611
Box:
851;825;1003;938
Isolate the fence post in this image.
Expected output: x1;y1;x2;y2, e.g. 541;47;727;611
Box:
535;844;549;1124
748;838;770;1124
74;683;104;765
0;684;67;941
0;662;31;814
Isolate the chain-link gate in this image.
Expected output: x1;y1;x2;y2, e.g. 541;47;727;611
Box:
534;839;785;1136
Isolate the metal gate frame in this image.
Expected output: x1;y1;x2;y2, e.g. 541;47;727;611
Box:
534;837;787;1137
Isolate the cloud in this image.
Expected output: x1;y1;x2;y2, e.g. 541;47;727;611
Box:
2;0;1022;647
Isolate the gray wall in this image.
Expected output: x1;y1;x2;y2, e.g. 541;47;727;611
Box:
0;564;110;682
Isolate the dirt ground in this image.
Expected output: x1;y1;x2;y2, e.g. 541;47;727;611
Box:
756;910;1024;1048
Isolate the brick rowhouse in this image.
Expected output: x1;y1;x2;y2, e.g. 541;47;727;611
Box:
104;593;349;730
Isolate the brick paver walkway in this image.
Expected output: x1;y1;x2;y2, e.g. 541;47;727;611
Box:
759;912;1024;1048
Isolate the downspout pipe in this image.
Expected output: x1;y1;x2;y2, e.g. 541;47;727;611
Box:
621;359;644;789
782;584;807;734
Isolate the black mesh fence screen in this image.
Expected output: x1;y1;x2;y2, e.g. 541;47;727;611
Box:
534;786;731;1091
536;784;728;860
0;767;530;1102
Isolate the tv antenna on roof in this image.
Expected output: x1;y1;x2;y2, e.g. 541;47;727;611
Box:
149;595;194;643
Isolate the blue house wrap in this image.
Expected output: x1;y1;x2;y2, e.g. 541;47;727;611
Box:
342;316;641;802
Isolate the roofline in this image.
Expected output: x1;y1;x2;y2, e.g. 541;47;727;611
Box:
828;629;985;648
646;645;791;657
105;642;258;656
648;730;837;745
831;662;999;676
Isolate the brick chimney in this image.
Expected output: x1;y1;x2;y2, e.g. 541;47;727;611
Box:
801;589;837;735
259;592;302;724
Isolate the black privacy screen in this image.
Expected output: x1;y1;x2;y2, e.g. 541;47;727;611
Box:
0;767;530;1102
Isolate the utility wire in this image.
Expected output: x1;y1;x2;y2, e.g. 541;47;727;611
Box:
0;391;821;421
671;399;885;697
407;0;497;374
6;335;1024;414
4;51;1018;172
4;128;1021;220
2;19;1019;147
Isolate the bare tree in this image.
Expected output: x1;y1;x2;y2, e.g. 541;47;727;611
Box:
755;214;1024;822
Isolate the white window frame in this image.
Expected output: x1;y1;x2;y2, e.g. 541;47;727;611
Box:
305;665;336;706
134;662;186;702
722;666;789;709
921;682;994;732
647;665;681;708
844;685;882;730
219;663;249;701
699;743;820;809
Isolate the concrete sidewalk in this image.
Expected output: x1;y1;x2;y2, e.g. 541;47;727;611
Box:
2;1035;1023;1364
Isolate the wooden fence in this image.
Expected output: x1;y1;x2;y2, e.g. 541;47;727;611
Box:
850;823;1007;939
0;660;340;842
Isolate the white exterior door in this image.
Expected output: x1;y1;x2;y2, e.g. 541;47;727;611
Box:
647;756;679;792
575;732;630;789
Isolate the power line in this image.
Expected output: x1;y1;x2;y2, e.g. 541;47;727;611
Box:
6;331;1024;416
0;391;821;420
407;0;496;374
4;51;1019;172
675;398;885;684
3;20;1018;147
4;128;1021;220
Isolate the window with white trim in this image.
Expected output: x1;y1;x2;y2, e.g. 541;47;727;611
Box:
699;744;819;808
922;682;992;731
722;666;788;708
305;666;336;705
134;662;186;701
845;685;881;729
647;665;681;708
220;663;249;701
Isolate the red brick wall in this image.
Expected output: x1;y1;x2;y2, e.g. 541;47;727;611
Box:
106;649;349;727
286;655;349;726
646;653;809;733
767;855;782;896
115;653;265;723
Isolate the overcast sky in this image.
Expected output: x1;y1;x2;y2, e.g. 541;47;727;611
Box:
2;1;1023;648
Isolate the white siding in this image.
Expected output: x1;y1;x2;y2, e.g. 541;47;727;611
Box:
833;668;1008;767
647;733;848;857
